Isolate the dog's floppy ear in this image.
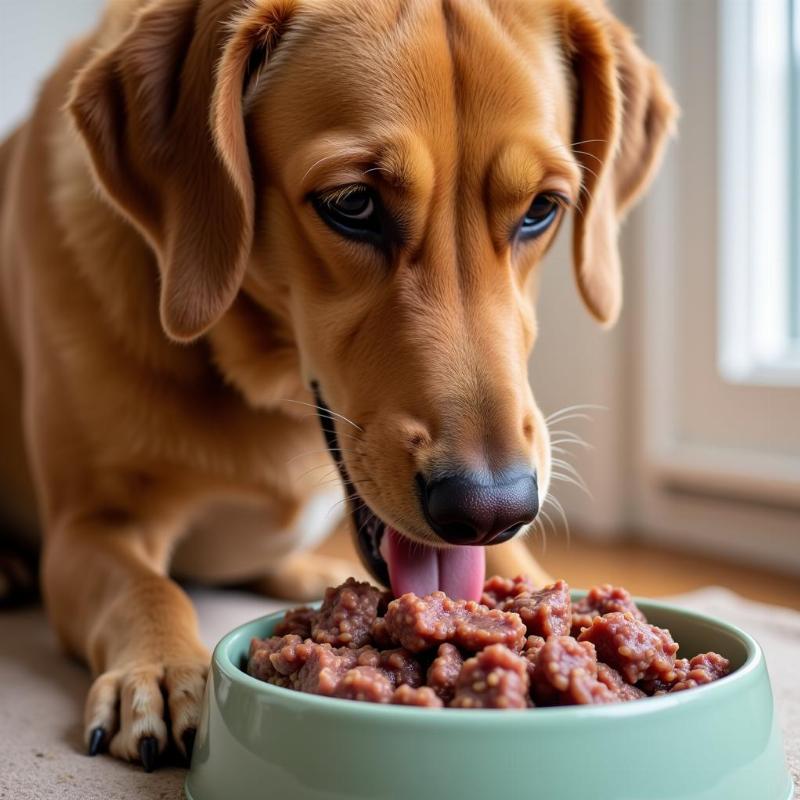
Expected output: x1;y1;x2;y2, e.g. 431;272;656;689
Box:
69;0;296;341
565;4;678;327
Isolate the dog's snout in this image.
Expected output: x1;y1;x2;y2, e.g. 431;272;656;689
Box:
419;468;538;546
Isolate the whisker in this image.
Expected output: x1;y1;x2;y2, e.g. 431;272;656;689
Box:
551;458;587;484
550;465;590;490
543;492;570;546
548;429;591;444
312;471;374;488
329;501;367;520
332;430;364;444
531;516;547;555
354;504;383;542
281;399;364;431
550;471;593;498
571;148;603;165
293;462;340;482
576;163;599;182
570;138;608;147
327;494;366;518
286;447;362;465
292;413;365;443
551;445;580;456
546;153;599;182
314;477;349;490
302;152;345;183
550;438;594;451
545;403;607;423
539;508;557;541
549;413;595;425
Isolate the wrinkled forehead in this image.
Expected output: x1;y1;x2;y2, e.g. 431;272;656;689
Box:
255;0;574;175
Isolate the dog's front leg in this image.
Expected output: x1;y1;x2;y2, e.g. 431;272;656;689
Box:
42;516;208;770
252;549;368;601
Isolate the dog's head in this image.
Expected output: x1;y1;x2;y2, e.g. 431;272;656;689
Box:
70;0;676;598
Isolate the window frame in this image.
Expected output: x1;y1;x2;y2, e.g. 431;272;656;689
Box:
625;0;800;572
718;0;800;386
791;0;800;342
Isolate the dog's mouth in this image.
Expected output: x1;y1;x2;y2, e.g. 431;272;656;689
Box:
312;385;485;601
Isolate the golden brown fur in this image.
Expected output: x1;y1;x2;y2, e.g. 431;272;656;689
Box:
0;0;675;766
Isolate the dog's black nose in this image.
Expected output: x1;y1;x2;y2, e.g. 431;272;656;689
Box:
420;468;538;546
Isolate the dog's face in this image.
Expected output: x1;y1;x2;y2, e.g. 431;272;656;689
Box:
71;0;676;597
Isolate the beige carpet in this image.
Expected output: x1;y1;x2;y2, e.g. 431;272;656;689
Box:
1;587;797;800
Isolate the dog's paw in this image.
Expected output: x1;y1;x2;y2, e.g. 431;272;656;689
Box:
253;552;368;601
84;651;209;771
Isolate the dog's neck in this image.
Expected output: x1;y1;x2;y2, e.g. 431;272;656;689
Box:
206;291;311;411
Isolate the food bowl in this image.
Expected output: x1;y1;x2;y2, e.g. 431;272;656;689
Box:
185;594;793;800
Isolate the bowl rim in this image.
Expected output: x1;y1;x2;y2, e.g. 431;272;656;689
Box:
211;592;763;724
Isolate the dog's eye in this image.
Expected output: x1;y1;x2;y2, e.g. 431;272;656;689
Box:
519;193;565;239
314;186;382;242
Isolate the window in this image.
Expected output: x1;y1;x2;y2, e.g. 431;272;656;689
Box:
627;0;800;566
719;0;800;384
792;0;800;343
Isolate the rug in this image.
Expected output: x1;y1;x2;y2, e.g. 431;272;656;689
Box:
0;587;796;799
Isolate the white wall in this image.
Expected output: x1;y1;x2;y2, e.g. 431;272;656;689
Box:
0;0;105;137
532;0;800;574
3;0;797;571
529;227;632;540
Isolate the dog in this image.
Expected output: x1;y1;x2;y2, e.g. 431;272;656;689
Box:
0;0;676;771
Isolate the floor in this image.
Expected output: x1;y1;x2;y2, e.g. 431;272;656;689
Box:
4;529;799;799
319;527;800;610
4;584;798;799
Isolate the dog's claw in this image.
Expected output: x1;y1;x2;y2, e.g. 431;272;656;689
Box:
139;736;159;773
183;728;197;762
88;727;106;757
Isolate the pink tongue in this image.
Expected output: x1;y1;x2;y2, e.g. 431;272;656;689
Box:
383;527;485;601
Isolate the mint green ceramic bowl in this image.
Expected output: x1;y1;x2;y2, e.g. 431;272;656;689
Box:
185;595;793;800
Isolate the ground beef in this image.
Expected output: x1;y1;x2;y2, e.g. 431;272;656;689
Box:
427;643;464;703
273;606;316;638
267;636;317;678
521;635;547;681
597;662;647;701
451;645;530;709
391;685;444;707
571;584;646;636
383;592;526;653
639;652;731;695
638;658;690;695
480;575;535;609
578;612;680;684
246;577;730;709
377;590;394;616
311;578;383;648
502;579;572;638
293;643;360;695
531;636;615;706
369;617;397;649
378;648;424;688
670;652;730;691
332;667;394;703
247;634;303;685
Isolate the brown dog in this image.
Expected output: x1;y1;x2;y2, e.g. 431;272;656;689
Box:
0;0;675;771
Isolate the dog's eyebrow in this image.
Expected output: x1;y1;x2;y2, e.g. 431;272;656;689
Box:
367;143;419;190
299;137;431;197
300;147;374;185
488;143;581;205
